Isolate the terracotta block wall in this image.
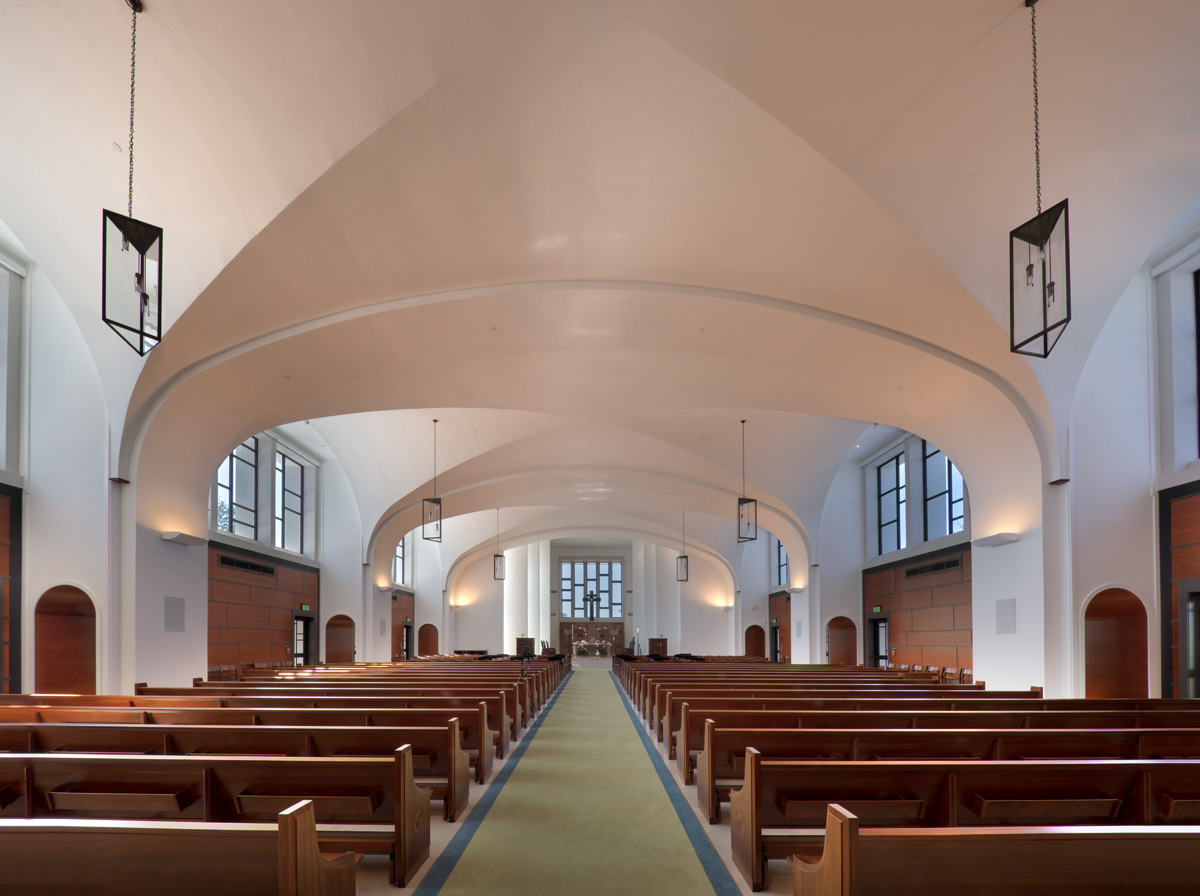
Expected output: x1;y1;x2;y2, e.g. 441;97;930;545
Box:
208;545;319;667
1161;487;1200;696
863;547;971;669
769;590;791;663
391;590;415;661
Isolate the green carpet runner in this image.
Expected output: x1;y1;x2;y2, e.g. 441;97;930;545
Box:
415;668;740;896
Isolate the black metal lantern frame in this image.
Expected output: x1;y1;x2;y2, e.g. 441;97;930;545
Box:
422;497;442;542
676;554;689;582
737;496;757;543
102;209;162;355
1010;198;1070;358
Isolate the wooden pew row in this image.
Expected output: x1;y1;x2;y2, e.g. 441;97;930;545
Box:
731;751;1200;891
621;665;941;704
695;722;1200;822
640;675;989;711
260;658;568;706
0;702;503;769
198;673;545;715
790;803;1200;896
0;719;471;821
654;688;1048;748
0;799;358;896
140;682;532;735
642;680;998;730
2;692;515;755
616;661;921;694
251;660;567;704
668;700;1200;762
208;669;553;717
630;671;948;716
0;747;430;887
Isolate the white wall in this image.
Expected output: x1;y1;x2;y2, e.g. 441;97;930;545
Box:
133;524;208;686
21;268;115;690
1069;271;1157;693
453;552;504;653
679;548;735;655
314;458;371;657
411;535;445;654
817;459;868;663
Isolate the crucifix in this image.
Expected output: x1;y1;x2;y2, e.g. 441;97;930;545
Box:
584;592;599;621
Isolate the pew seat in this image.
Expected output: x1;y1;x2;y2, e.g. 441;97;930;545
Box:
0;799;358;896
791;803;1200;896
730;750;1200;890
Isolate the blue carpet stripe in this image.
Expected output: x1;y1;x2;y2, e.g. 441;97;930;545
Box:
611;670;743;896
412;669;572;896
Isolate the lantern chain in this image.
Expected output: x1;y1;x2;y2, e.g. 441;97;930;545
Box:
1030;0;1041;215
128;2;138;218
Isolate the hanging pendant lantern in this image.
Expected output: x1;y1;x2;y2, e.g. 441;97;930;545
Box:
1009;0;1070;358
737;419;757;542
102;0;163;356
422;419;442;542
676;509;689;582
493;507;505;580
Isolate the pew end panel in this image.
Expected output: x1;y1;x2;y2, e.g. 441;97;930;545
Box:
791;804;1200;896
392;744;432;887
0;799;359;896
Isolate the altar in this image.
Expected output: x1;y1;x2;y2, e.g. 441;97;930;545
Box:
559;621;625;656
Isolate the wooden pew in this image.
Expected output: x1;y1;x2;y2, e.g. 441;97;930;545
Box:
137;683;530;736
0;719;472;820
0;746;431;887
671;704;1200;766
1;692;513;757
0;799;358;896
656;689;1045;751
694;722;1200;822
791;803;1200;896
645;679;991;728
730;750;1200;890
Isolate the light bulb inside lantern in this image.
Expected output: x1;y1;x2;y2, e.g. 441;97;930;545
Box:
1025;263;1034;288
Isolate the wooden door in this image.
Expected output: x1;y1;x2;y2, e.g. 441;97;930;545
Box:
325;614;355;663
35;586;96;693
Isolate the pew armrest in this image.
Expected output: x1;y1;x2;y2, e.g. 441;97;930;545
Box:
278;800;361;896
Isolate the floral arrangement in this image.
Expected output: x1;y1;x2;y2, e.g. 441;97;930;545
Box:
574;639;589;656
595;639;610;657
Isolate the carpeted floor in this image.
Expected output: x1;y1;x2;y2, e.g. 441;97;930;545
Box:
388;666;744;896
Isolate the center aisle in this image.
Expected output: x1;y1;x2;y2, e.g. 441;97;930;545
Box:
413;667;742;896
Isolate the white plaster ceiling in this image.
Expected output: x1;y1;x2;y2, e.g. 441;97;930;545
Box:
3;0;1199;571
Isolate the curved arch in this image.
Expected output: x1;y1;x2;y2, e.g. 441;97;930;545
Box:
442;524;741;599
35;585;97;694
744;624;767;658
324;614;355;663
1082;587;1148;698
122;278;1055;480
826;615;857;665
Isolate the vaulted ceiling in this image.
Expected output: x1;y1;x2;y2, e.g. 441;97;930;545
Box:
3;0;1199;569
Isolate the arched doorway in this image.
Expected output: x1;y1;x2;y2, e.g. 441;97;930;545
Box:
417;623;439;657
35;586;96;693
325;614;355;663
744;624;766;658
827;616;857;665
1084;588;1147;698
